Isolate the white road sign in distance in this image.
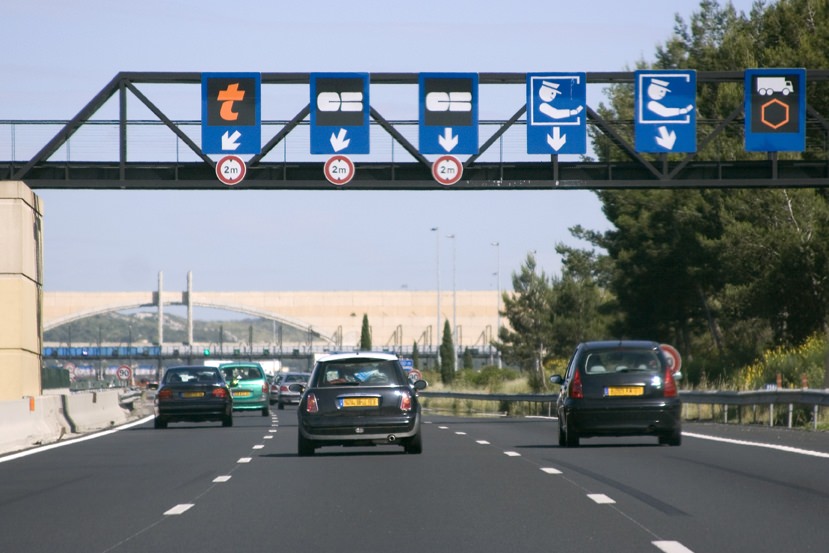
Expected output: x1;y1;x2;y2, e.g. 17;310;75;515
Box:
117;365;132;381
215;155;247;186
431;155;463;186
324;155;355;186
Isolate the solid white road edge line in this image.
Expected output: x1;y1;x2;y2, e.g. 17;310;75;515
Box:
683;432;829;458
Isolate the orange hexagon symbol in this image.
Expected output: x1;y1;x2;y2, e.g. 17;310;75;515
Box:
760;98;789;129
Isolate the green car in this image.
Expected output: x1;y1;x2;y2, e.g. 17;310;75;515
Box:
219;363;270;416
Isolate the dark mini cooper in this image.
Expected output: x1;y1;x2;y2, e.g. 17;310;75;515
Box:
550;341;682;447
292;352;427;456
154;365;233;429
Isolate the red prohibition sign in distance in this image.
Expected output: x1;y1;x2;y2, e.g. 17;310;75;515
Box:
659;344;682;374
215;155;247;186
324;155;355;186
431;155;463;186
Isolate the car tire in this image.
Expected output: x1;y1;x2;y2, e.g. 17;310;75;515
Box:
660;428;682;446
558;420;566;447
222;415;233;427
277;401;284;410
154;416;167;429
297;433;315;456
261;406;270;416
404;431;423;454
564;416;580;448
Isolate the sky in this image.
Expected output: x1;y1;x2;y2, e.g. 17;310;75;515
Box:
2;0;759;303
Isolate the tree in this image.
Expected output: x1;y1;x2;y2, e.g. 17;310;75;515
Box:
463;347;474;370
359;314;371;351
439;319;455;384
495;254;555;392
412;341;420;370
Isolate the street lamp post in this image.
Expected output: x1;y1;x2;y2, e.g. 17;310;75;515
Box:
431;227;441;367
491;241;502;368
447;233;457;371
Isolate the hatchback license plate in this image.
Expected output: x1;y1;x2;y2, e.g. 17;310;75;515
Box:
605;386;644;397
342;397;379;407
232;390;251;397
182;391;204;398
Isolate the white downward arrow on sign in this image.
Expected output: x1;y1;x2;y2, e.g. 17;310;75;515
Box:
330;128;351;152
438;128;458;152
547;127;566;151
656;126;677;149
222;130;242;151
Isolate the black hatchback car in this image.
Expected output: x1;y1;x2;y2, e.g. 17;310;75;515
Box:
292;352;427;456
154;365;234;429
550;341;681;447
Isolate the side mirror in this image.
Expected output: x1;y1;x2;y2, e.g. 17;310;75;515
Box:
549;375;564;385
672;371;683;382
288;383;306;394
412;379;428;391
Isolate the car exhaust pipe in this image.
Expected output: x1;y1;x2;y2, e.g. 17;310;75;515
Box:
387;435;397;443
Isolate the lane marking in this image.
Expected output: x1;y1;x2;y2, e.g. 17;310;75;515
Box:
213;476;231;483
587;494;616;504
438;426;449;430
237;457;252;463
504;451;521;457
684;432;829;458
164;504;194;515
541;467;562;474
263;435;273;439
252;445;264;450
476;440;490;445
455;431;467;435
653;541;695;553
269;429;277;433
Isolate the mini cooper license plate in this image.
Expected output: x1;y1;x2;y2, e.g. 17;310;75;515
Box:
604;386;644;397
342;397;379;407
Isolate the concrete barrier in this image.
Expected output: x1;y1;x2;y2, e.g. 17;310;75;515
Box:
62;390;131;434
0;396;70;455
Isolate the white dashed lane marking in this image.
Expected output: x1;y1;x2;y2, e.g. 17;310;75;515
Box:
237;457;252;463
653;541;695;553
164;504;194;515
213;476;231;483
587;494;616;504
540;467;562;475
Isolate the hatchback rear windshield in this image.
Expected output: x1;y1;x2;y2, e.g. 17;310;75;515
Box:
580;349;663;375
316;360;403;387
164;368;222;384
220;366;264;381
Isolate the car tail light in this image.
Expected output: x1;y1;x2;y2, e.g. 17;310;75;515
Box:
157;388;173;400
262;383;269;394
399;391;412;411
305;393;319;413
663;369;678;397
212;387;229;399
570;371;584;399
280;385;290;393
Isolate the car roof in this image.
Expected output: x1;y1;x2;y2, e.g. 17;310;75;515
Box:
315;352;399;363
580;340;660;350
218;362;263;368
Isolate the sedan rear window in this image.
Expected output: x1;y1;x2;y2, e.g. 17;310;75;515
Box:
582;350;662;375
317;360;402;386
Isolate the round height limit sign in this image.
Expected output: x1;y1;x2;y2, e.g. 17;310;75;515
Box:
324;155;355;186
216;155;247;186
432;155;463;186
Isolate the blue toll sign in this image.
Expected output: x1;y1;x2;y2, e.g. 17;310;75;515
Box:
744;68;806;152
310;73;370;155
201;73;261;155
634;70;696;153
526;73;586;155
419;73;479;155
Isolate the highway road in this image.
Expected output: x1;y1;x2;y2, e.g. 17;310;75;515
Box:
1;412;828;553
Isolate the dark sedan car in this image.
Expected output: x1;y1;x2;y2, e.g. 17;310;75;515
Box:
550;341;682;447
293;352;427;456
154;365;233;429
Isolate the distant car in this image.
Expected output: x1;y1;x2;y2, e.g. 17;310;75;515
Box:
219;363;270;416
154;365;233;429
293;352;427;456
550;340;682;447
275;372;310;410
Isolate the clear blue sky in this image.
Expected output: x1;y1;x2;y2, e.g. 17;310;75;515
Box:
3;0;757;297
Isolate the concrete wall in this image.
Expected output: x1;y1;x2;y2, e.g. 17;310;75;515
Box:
0;181;43;401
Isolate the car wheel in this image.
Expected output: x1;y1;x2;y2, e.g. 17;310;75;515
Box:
558;420;566;447
222;415;233;427
660;428;682;446
404;431;423;454
277;401;284;410
564;416;580;448
261;406;270;416
154;416;167;429
297;432;315;456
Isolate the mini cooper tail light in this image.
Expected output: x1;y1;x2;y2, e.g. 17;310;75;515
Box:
306;393;319;413
212;387;229;399
663;369;678;397
570;370;584;399
399;391;413;411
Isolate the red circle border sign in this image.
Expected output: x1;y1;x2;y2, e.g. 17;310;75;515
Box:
324;155;356;186
216;155;247;186
431;155;463;186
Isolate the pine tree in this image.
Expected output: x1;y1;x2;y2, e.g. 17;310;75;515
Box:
412;341;420;370
359;314;372;351
439;319;455;384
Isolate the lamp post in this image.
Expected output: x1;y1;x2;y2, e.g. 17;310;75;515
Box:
430;227;440;367
447;233;457;371
491;241;502;368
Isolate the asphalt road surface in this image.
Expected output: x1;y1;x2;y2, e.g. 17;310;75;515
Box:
1;411;828;553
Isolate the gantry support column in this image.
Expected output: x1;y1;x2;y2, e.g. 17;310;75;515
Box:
0;182;44;400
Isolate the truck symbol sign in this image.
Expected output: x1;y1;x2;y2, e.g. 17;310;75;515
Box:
756;76;794;96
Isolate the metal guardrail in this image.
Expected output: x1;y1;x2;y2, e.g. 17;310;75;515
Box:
419;389;829;429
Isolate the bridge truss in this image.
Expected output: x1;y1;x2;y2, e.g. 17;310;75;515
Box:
2;71;829;190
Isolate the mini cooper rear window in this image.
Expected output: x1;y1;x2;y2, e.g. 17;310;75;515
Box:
318;360;402;386
581;350;662;375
